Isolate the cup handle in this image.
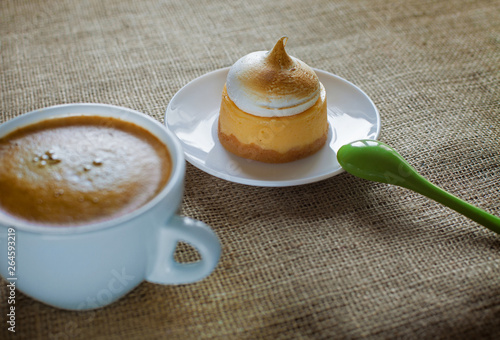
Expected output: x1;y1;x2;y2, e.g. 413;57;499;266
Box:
146;215;221;284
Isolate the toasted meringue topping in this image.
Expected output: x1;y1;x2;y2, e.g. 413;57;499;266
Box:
226;36;321;117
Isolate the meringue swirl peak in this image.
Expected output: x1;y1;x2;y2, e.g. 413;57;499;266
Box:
226;36;322;117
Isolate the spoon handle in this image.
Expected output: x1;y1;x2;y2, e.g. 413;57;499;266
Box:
408;175;500;234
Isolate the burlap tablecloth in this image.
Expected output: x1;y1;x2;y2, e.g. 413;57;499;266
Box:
1;0;499;338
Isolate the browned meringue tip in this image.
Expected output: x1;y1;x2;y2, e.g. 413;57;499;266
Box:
266;36;294;70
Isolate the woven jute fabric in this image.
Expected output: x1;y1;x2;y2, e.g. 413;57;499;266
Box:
1;0;499;339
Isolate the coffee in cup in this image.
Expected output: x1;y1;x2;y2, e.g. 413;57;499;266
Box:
0;115;172;226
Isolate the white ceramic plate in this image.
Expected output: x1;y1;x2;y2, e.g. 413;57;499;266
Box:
165;68;380;187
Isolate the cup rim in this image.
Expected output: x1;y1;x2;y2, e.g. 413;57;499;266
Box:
0;103;186;235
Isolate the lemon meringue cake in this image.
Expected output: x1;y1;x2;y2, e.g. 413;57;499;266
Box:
218;36;328;163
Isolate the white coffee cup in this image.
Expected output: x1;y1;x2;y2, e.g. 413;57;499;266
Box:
0;103;221;310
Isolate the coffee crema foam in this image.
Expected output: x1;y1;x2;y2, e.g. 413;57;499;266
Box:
0;116;172;226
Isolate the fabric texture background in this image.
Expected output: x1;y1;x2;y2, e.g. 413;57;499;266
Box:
1;0;499;338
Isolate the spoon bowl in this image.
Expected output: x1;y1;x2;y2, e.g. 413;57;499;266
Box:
337;139;500;234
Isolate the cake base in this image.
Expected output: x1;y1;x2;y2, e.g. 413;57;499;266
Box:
218;120;328;163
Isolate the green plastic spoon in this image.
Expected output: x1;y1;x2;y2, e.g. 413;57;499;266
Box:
336;139;500;234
